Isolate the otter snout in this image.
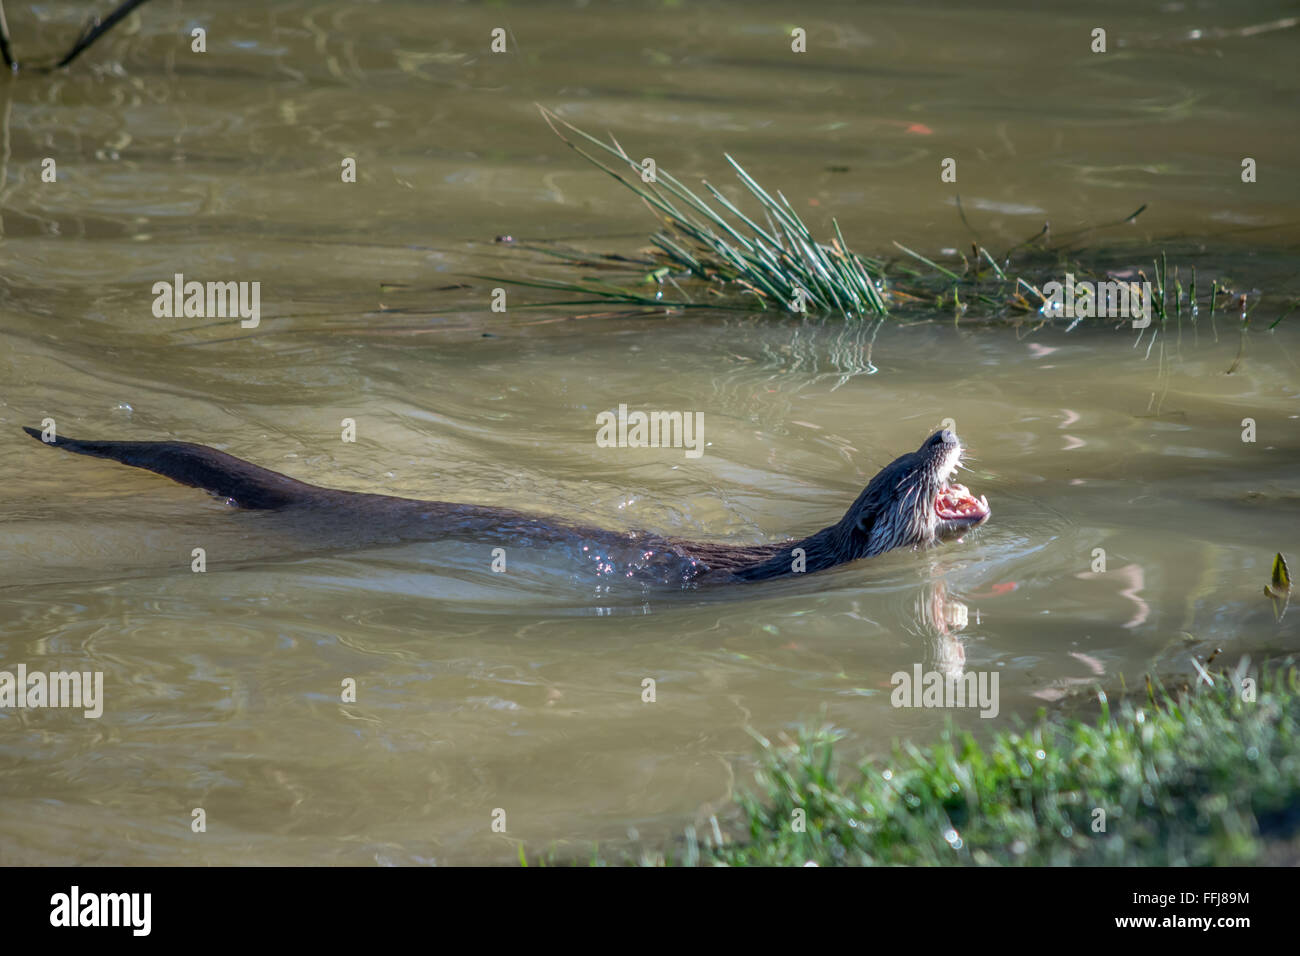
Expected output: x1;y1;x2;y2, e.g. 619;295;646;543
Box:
922;429;990;541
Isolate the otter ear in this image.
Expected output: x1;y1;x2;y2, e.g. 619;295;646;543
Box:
853;510;876;538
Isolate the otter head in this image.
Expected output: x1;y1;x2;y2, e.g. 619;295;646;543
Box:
840;427;990;558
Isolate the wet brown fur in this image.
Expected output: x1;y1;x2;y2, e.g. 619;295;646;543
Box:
22;426;987;583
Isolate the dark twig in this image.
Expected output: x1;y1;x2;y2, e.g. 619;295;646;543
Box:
0;0;153;73
54;0;153;69
0;1;17;71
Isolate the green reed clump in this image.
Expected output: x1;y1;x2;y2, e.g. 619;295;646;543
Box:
476;110;1118;322
460;109;1284;325
525;106;889;318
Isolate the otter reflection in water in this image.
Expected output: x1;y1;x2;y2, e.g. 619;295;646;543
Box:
22;426;989;585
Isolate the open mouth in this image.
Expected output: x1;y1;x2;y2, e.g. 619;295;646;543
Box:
935;481;990;523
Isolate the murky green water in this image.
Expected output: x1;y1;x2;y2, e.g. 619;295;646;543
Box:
0;1;1297;864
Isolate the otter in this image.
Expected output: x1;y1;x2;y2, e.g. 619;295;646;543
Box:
21;425;989;584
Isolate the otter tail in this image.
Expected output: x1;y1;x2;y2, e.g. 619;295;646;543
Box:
23;426;323;509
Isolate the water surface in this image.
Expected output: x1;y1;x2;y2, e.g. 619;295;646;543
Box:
0;0;1297;864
